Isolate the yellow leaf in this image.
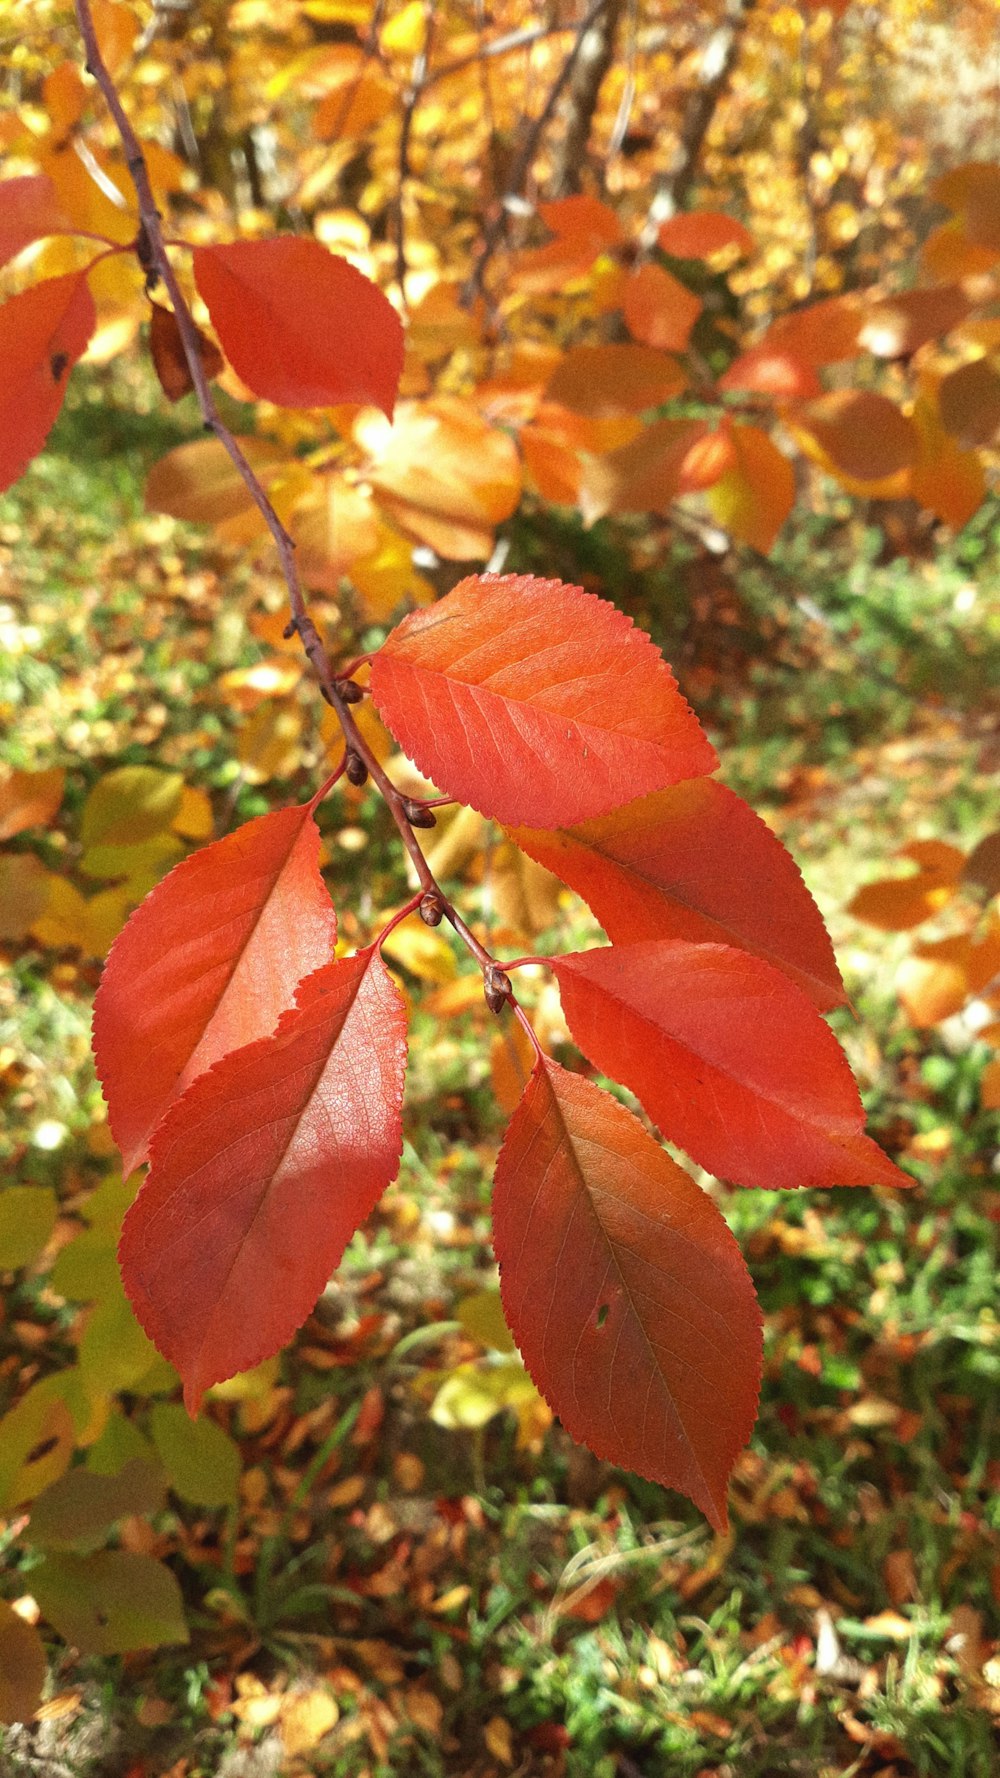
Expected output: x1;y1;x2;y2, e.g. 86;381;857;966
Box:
236;702;305;783
381;914;456;984
171;785;214;841
706;424;795;552
280;1689;339;1757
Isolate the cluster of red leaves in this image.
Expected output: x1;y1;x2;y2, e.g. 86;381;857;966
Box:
92;573;909;1528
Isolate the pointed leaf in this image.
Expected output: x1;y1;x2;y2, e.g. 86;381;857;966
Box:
370;573;716;828
657;211;754;259
192;237;403;414
622;264;702;352
706;424;795;552
364;396;522;560
93;802;337;1177
549;941;909;1190
545;344;687;416
938;357;1000;447
795;391;918;481
0;272;96;492
510;779;845;1010
0;174;75;272
119;947;408;1412
32;1550;188;1655
493;1059;762;1526
857;285;969;358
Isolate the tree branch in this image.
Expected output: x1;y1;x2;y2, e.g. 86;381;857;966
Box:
73;0;518;1011
549;0;625;199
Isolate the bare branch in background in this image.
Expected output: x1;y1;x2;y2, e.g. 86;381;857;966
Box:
549;0;626;198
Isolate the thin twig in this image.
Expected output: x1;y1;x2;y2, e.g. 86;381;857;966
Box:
462;0;609;305
73;0;520;997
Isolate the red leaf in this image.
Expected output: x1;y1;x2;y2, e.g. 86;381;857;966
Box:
0;273;96;492
119;947;407;1412
509;778;846;1011
493;1059;762;1527
549;941;910;1190
192;237;403;414
93;803;337;1177
0;175;76;272
369;573;716;827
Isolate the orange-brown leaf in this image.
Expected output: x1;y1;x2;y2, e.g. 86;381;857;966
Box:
706;424;795;552
545;344;687;416
149;303;224;403
857;286;969;359
622;264;702;353
657;211;754;259
493;1059;762;1527
938;357;1000;447
795;391;918;482
365;396;521;559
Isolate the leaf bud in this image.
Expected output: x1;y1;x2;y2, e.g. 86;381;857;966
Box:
403;798;437;828
344;752;368;787
337;678;364;704
419;891;444;927
484;964;512;1014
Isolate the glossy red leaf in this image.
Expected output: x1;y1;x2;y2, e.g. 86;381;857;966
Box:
510;778;845;1011
369;574;716;828
0;174;76;272
192;237;403;415
119;947;407;1412
549;941;910;1190
93;803;336;1177
0;273;96;493
493;1059;762;1526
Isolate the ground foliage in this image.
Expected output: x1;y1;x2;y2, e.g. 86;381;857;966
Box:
0;0;999;1773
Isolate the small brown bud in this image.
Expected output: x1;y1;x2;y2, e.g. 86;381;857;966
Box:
484;964;512;1014
283;619;297;641
419;891;444;926
337;678;364;704
403;798;437;828
344;752;368;787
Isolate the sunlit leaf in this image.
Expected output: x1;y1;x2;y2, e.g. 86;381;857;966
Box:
119;948;407;1412
94;802;336;1176
549;941;910;1189
493;1060;762;1526
706;423;795;551
622;263;702;352
193;237;403;414
370;573;716;827
510;778;845;1011
656;211;753;259
0;272;96;492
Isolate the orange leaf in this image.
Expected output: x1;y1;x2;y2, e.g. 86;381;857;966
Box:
0;768;65;841
509;194;623;292
365;396;521;559
763;294;863;365
93;802;337;1176
981;1057;1000;1110
510;778;845;1012
795;391;918;482
578;419;729;524
718;346;822;400
550;941;910;1190
938;357;1000;447
0;175;76;272
848;842;964;931
144;436;283;532
857;286;969;359
920;220;1000;281
908;392;985;529
0;272;96;492
119;947;407;1412
370;573;716;827
622;264;702;353
545;344;687;416
706;423;795;552
313;69;396;139
149;303;224;403
493;1059;762;1527
193;237;403;415
656;211;754;260
293;476;380;591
